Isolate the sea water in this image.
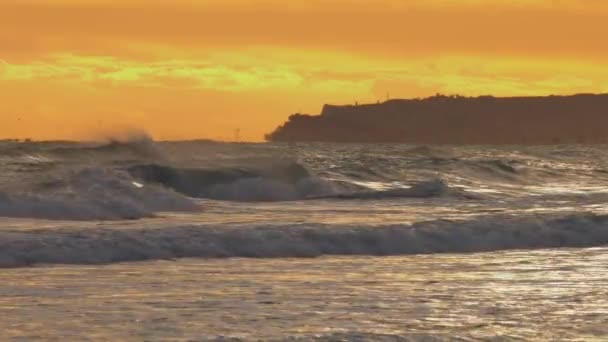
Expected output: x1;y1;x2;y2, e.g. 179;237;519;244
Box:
1;140;607;340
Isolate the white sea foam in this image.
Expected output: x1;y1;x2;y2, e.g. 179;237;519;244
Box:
0;168;198;220
1;213;607;267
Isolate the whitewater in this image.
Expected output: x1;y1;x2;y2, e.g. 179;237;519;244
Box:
1;139;607;340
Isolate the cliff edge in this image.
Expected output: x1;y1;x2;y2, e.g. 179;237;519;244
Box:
266;94;608;144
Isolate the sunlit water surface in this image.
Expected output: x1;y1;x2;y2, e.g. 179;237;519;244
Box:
1;248;607;341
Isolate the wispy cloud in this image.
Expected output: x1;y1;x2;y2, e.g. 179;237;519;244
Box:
2;51;607;97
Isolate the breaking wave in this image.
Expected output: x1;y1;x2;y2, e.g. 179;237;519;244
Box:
0;139;487;220
3;140;608;221
126;163;477;202
0;168;198;220
2;213;607;267
126;162;339;201
0;162;476;220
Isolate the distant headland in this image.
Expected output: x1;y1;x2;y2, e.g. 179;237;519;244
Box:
266;93;608;144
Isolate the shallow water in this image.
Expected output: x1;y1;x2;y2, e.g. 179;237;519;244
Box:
1;248;607;340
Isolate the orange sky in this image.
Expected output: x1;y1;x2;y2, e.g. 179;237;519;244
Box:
2;0;608;141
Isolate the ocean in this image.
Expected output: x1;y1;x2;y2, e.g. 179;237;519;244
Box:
1;139;607;340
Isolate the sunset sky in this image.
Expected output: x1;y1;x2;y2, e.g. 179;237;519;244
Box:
2;0;608;141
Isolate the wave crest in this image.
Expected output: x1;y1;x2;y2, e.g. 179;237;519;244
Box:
321;179;479;200
2;213;607;267
0;167;198;220
127;163;476;202
127;162;344;201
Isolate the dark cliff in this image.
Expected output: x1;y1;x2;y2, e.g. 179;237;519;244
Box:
266;94;608;144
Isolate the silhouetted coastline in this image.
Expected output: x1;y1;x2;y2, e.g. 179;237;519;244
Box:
266;94;608;144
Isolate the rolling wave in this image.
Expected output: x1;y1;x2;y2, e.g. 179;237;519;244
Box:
2;140;608;220
0;168;198;220
0;160;478;220
126;162;342;201
1;213;607;267
127;163;479;202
